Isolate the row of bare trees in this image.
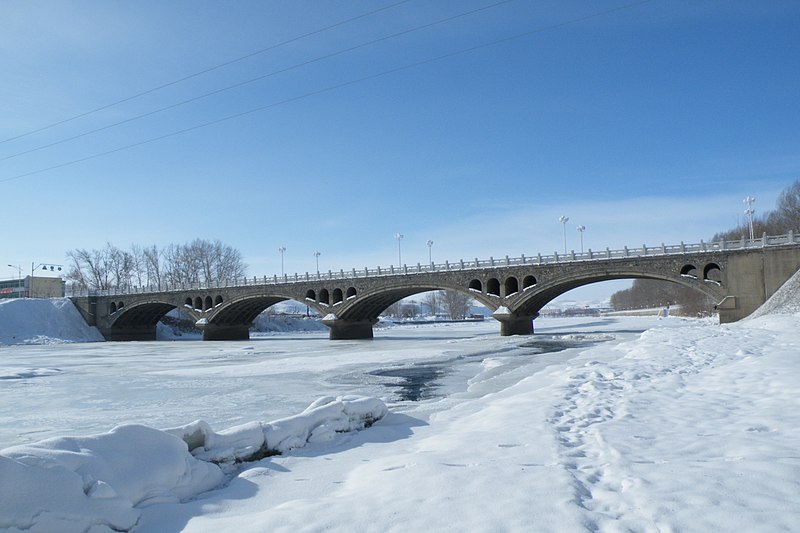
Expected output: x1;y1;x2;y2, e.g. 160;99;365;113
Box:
385;290;474;320
66;239;247;291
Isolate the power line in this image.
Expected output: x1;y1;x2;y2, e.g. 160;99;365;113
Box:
0;0;517;163
1;0;657;185
0;0;413;146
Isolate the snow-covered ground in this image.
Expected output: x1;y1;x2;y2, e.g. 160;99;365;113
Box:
1;287;799;531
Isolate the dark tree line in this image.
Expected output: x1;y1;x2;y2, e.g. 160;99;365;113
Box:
611;179;800;315
66;239;247;291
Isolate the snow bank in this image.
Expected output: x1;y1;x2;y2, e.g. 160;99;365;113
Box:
0;298;103;345
0;396;387;533
166;395;388;463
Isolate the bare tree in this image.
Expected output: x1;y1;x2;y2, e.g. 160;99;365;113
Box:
421;290;441;317
442;290;472;319
66;239;248;290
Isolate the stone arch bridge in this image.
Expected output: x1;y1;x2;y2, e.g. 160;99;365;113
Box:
70;234;800;341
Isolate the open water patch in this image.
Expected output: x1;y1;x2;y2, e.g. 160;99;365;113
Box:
369;334;613;402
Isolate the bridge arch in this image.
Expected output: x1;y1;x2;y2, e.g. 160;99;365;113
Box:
509;269;724;319
487;278;500;297
504;276;519;297
333;288;343;305
704;262;722;283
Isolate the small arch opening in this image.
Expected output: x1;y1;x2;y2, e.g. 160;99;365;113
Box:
118;301;124;310
504;277;519;296
680;264;698;279
332;288;343;305
704;263;722;284
194;296;203;310
184;297;193;307
215;295;223;306
319;288;330;305
487;278;500;297
522;275;537;289
469;279;482;292
346;287;357;299
305;289;316;301
204;295;213;310
109;302;117;313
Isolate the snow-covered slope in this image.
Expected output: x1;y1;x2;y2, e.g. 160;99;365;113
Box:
0;298;104;345
747;266;800;318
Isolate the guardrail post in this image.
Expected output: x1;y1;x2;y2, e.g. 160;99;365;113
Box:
720;240;725;250
762;232;768;247
521;254;526;264
680;241;685;253
606;247;610;258
445;260;450;270
365;267;369;276
390;265;394;274
570;251;575;260
475;258;479;268
537;253;542;264
404;265;408;274
490;256;495;266
295;273;299;282
459;259;464;269
505;255;510;266
417;263;421;273
353;268;357;277
661;243;666;254
378;266;382;275
789;230;795;243
623;246;628;257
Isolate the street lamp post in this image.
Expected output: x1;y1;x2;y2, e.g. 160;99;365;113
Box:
559;216;569;254
576;225;586;254
7;264;22;298
426;240;434;266
394;233;404;265
313;251;321;276
743;196;756;240
278;246;286;276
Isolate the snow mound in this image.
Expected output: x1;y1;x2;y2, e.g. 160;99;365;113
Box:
166;395;388;463
0;395;387;532
0;298;104;345
748;267;800;318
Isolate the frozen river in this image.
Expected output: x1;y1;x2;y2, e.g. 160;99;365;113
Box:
0;317;662;449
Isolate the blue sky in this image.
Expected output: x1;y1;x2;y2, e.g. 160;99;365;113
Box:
2;0;798;299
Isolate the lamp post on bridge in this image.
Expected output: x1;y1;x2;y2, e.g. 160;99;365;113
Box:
576;225;586;254
394;233;404;265
743;196;756;240
313;251;321;276
426;239;434;266
278;246;286;276
559;216;569;254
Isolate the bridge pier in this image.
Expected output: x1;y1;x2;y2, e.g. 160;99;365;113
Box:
101;326;157;342
322;316;376;340
492;308;536;336
198;323;250;341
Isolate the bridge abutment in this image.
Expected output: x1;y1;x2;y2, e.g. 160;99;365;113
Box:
322;316;376;340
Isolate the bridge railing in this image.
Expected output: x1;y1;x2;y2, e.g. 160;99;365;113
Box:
66;231;798;297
